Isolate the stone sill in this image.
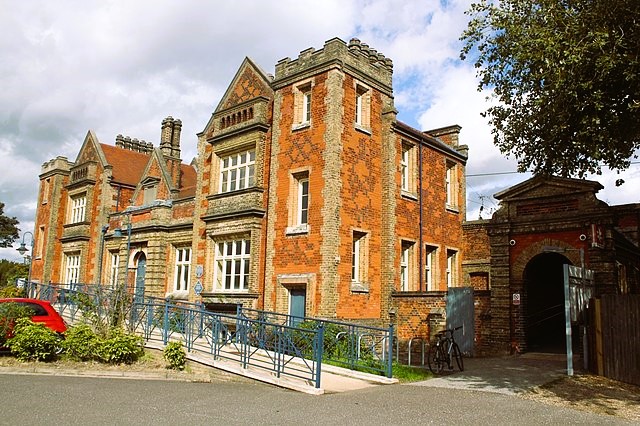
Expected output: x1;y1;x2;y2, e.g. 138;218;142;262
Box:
165;290;189;300
354;124;371;135
401;191;418;201
292;122;310;132
350;281;369;293
286;224;310;235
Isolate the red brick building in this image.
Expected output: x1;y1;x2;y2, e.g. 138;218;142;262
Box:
464;176;640;355
31;38;468;342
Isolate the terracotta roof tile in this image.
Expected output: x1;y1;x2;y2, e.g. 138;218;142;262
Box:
101;143;197;198
101;144;150;186
179;164;197;198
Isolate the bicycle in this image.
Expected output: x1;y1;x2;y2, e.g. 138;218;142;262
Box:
427;325;464;374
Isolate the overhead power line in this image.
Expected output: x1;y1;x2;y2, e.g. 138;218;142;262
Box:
468;161;640;178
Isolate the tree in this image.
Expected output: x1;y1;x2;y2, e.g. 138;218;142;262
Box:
0;259;27;285
0;202;20;248
461;0;640;177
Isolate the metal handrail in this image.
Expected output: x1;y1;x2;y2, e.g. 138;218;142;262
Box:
239;306;394;377
26;281;325;389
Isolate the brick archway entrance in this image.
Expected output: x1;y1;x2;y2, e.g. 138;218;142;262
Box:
523;252;570;352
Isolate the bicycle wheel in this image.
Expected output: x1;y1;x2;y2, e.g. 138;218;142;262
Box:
452;342;464;371
428;343;445;374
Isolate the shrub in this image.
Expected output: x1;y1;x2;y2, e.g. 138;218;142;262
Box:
6;318;61;362
0;285;26;298
152;306;187;333
63;323;101;361
98;327;144;364
294;321;350;359
163;341;186;370
0;302;34;346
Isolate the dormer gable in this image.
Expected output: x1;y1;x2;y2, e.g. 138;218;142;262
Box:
68;130;108;188
200;57;274;139
216;57;273;112
75;130;107;165
130;149;177;206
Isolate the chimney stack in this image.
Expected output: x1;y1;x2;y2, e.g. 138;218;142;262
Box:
160;116;174;157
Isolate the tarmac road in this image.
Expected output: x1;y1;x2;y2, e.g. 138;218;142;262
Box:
0;374;629;425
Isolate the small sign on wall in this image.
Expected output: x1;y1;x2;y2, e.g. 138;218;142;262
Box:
512;293;521;306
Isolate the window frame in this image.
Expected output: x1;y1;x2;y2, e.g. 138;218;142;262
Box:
64;252;81;286
69;193;87;224
143;184;158;205
219;149;256;194
351;231;369;286
446;161;458;209
400;142;416;195
446;249;458;287
173;247;192;292
42;178;50;205
400;241;415;292
214;238;251;292
302;91;311;124
36;226;44;259
109;252;120;289
297;177;309;226
401;146;409;191
286;170;311;235
352;237;361;283
293;81;313;129
425;245;438;291
354;82;371;130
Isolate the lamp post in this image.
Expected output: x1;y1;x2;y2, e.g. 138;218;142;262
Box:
113;215;132;291
96;225;109;287
112;214;132;328
16;231;34;297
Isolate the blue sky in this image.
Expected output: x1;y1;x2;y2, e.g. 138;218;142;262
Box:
1;0;638;261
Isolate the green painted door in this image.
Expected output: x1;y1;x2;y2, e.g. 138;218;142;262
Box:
289;289;306;325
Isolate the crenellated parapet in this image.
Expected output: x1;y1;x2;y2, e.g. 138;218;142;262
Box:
273;37;393;95
40;156;73;177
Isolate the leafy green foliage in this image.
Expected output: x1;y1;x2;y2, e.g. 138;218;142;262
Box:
0;286;26;298
295;321;351;359
0;302;34;346
0;259;28;289
62;323;101;361
0;202;19;249
163;341;186;370
6;318;61;361
461;0;640;177
60;322;144;364
392;362;432;382
70;292;111;337
152;306;187;333
98;327;144;364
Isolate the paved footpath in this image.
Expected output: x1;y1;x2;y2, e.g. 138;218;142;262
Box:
411;352;569;395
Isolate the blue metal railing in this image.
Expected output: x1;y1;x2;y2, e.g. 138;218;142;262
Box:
26;281;326;388
25;281;394;384
238;307;394;378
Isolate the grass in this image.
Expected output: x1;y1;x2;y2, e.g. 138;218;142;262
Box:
392;362;432;382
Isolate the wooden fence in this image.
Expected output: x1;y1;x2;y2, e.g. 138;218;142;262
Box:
589;294;640;386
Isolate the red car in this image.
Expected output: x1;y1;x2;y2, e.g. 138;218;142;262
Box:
0;298;67;335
